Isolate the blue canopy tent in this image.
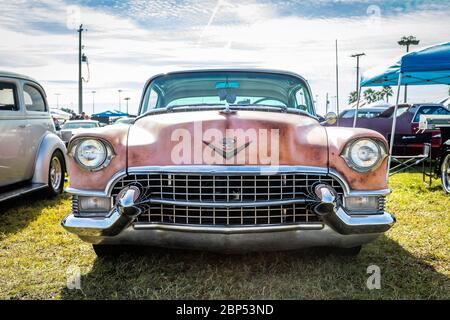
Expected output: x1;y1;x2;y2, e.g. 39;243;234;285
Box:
355;42;450;179
92;110;128;117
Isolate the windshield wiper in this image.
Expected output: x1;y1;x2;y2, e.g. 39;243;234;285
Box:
136;104;225;120
166;103;225;110
230;103;289;112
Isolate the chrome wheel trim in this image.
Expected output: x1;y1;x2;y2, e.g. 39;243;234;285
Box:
442;153;450;194
50;156;62;191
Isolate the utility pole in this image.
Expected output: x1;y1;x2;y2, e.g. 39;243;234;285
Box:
91;90;96;114
351;53;365;97
398;36;420;103
55;93;60;109
124;97;130;115
77;24;84;114
335;40;340;125
118;89;122;111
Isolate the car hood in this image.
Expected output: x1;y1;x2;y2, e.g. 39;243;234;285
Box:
127;110;328;167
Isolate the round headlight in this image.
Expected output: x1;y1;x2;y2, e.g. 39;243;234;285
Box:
74;139;107;170
342;138;386;172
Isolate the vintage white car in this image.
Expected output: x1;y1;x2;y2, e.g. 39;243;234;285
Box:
62;69;395;256
0;71;67;201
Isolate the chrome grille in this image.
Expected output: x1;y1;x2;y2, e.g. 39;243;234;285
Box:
111;172;345;226
136;203;319;225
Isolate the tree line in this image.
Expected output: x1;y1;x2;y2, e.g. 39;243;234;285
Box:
349;86;394;104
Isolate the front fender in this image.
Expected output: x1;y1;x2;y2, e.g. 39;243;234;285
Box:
32;132;68;185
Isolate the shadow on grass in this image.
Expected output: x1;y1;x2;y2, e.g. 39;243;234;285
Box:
60;235;449;299
0;192;69;237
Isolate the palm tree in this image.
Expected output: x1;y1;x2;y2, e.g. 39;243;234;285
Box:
380;86;393;103
363;88;376;103
374;91;384;102
348;91;358;104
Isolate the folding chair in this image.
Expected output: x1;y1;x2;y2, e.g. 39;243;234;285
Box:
388;132;433;185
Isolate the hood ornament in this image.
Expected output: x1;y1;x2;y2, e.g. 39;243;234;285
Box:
220;102;236;114
203;137;251;159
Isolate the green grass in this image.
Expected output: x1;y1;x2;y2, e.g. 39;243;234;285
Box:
0;173;449;299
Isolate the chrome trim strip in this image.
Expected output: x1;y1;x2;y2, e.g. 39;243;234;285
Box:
143;198;311;208
65;188;108;197
132;222;324;233
127;165;328;175
346;189;391;197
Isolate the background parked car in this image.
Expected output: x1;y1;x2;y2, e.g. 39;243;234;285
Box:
336;103;450;158
50;108;71;123
339;106;390;120
60;120;100;144
0;71;67;201
439;96;450;109
113;116;135;125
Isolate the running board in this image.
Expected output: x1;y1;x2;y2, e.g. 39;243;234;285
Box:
0;183;47;202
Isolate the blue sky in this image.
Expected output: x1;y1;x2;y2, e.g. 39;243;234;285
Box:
1;0;449;115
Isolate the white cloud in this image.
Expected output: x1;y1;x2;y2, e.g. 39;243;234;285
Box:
0;0;449;115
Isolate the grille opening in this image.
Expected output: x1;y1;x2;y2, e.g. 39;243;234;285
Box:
110;172;346;226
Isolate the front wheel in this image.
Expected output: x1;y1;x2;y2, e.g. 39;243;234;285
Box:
441;153;450;194
44;150;65;197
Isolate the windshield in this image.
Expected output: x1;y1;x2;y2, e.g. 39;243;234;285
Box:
62;122;98;129
140;71;315;115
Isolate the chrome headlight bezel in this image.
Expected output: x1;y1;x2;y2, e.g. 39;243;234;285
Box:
69;138;115;172
341;138;387;173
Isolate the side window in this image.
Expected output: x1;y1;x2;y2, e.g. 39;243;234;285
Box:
295;88;307;111
0;82;18;111
413;106;450;122
148;88;159;109
23;84;46;112
141;87;160;114
341;110;355;118
435;107;450;115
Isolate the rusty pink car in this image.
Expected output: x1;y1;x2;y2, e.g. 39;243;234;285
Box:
62;69;395;256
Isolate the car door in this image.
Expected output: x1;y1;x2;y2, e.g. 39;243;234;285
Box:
0;78;28;187
411;105;450;150
21;81;54;180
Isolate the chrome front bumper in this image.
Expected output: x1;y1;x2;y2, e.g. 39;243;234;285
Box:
62;187;395;252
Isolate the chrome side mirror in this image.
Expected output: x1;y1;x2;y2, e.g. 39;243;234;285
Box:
320;112;337;126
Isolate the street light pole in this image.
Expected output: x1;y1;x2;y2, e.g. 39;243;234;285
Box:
118;89;122;111
351;53;365;97
398;36;420;103
77;24;84;114
335;39;340;125
55;93;60;109
91;90;96;114
124;97;130;115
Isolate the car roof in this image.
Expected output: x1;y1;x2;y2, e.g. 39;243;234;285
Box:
146;68;310;84
0;70;39;83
